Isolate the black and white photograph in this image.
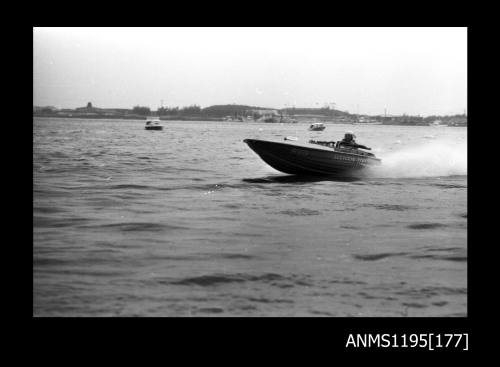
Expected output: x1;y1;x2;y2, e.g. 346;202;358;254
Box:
33;27;467;319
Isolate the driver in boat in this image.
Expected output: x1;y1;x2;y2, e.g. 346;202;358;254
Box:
338;131;371;150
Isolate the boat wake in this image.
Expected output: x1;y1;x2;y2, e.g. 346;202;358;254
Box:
367;139;467;178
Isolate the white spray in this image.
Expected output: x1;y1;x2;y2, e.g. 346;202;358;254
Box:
367;138;467;178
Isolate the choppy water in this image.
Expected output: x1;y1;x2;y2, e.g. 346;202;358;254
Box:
33;118;467;317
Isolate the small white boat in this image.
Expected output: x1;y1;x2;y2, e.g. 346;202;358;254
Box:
145;118;163;130
309;122;325;131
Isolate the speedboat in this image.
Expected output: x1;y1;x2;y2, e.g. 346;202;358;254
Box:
309;122;325;131
243;138;381;176
145;118;163;130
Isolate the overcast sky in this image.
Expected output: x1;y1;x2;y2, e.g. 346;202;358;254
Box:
33;27;467;116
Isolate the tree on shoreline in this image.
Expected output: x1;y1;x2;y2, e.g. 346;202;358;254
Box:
132;106;151;116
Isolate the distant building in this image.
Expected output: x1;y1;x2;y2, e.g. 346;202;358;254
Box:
72;103;132;115
447;116;467;126
247;109;279;116
76;102;102;113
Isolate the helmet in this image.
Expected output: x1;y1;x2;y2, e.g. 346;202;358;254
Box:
344;131;356;139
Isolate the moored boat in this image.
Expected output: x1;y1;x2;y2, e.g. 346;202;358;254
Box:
309;122;326;131
145;118;163;130
243;138;381;176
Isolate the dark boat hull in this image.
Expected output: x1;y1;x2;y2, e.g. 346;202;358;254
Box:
243;139;380;176
145;126;163;130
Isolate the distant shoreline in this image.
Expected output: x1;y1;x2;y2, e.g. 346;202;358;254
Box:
33;113;222;122
33;114;467;127
33;102;467;127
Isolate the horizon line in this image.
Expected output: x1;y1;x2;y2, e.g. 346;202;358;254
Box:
33;103;467;117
